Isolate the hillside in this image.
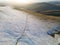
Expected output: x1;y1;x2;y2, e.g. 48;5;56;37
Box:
48;1;60;5
21;2;60;16
40;10;60;16
0;6;60;45
23;2;60;12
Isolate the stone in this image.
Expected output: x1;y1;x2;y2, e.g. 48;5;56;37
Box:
47;25;60;37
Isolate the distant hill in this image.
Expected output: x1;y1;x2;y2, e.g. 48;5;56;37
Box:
24;2;60;12
48;1;60;5
22;2;60;16
0;3;8;6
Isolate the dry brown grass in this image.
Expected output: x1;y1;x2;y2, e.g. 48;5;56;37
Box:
14;7;60;22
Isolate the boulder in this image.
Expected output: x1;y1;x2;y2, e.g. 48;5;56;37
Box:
47;25;60;37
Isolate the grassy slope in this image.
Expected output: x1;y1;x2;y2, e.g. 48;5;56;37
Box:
39;10;60;16
14;7;60;22
23;3;60;12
